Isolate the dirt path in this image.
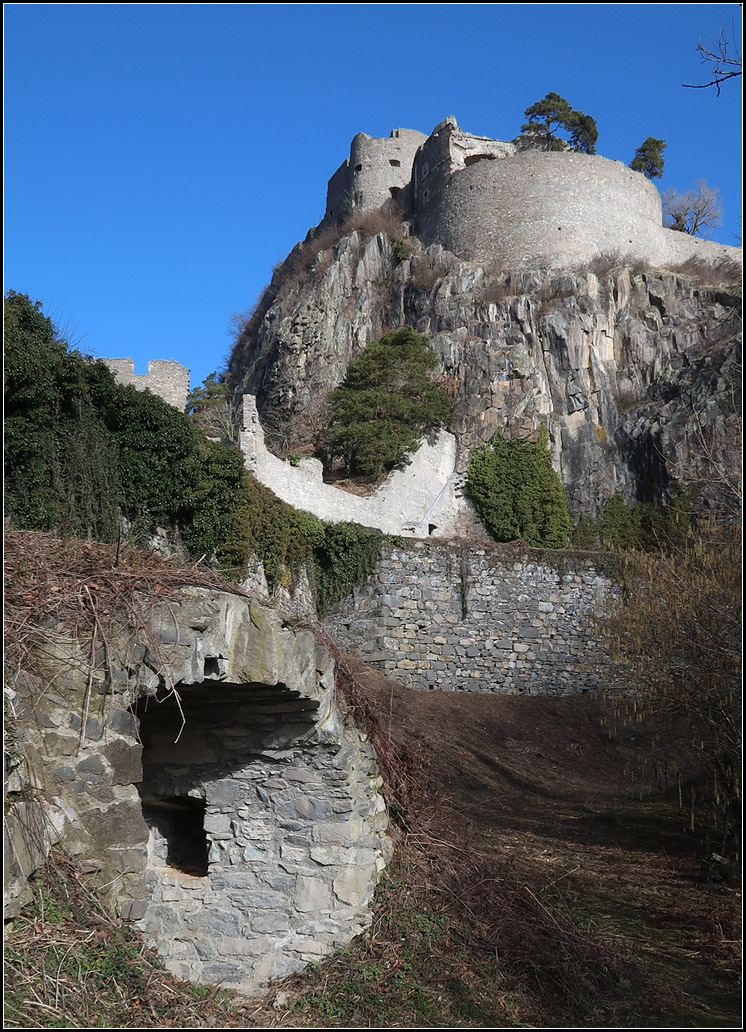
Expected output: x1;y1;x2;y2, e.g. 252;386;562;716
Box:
345;656;741;1027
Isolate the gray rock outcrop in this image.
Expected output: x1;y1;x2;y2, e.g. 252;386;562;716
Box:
229;230;741;519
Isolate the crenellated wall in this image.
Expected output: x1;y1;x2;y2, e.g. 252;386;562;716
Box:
102;357;190;411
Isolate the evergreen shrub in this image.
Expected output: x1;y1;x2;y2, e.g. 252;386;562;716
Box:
467;428;572;548
4;291;388;602
318;328;455;479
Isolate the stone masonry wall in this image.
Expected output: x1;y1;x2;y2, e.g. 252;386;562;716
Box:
325;128;427;225
324;542;612;695
102;357;190;411
137;676;388;990
5;588;390;996
322;116;741;273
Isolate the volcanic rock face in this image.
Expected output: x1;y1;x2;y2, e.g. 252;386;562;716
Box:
229;230;741;518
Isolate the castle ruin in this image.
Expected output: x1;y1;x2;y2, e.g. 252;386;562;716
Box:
102;357;190;411
322;116;739;271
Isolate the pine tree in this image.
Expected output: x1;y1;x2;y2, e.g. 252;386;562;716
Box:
521;92;574;151
629;137;666;179
319;328;455;478
521;93;598;154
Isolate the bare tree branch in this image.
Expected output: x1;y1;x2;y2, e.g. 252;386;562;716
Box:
662;180;723;238
683;24;743;95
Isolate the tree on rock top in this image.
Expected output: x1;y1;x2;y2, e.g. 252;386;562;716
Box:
662;180;723;237
317;328;455;479
520;92;598;154
629;137;667;179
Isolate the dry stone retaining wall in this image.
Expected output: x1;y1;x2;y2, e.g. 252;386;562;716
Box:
325;542;612;695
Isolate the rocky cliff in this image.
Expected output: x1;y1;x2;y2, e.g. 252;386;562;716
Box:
228;228;741;519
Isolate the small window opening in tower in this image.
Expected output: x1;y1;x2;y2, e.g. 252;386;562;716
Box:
142;796;209;877
355;164;363;172
389;159;401;167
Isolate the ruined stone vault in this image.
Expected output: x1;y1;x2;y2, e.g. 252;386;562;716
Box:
4;588;390;994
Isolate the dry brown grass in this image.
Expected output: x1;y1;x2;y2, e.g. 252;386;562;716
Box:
345;199;407;240
3;854;261;1029
3;529;243;726
669;253;742;287
582;252;655;280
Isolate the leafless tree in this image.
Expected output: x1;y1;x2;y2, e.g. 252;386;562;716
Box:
683;23;742;95
662;180;723;238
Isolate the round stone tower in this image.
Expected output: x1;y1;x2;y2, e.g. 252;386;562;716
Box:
324;127;427;225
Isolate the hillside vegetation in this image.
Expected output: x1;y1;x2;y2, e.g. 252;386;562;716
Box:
4;289;740;1028
3;290;385;609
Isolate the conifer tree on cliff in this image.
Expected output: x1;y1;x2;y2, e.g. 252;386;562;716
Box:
520;92;597;154
318;328;454;479
629;137;667;179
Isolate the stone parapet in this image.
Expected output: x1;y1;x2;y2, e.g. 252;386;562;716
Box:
102;357;190;411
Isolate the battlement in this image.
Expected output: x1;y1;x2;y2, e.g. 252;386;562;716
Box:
324;117;741;272
102;358;190;411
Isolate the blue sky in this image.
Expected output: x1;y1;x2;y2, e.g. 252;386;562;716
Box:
4;3;742;393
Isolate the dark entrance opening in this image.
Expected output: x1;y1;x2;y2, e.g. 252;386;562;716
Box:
428;524;438;536
141;796;209;877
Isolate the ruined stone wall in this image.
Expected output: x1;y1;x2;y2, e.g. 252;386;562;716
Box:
323;117;741;273
4;588;389;996
325;128;428;224
137;676;387;988
415;145;666;268
240;394;467;537
102;358;190;411
324;542;612;695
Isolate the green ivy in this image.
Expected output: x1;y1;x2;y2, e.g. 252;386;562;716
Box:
4;291;123;537
307;522;386;615
240;473;384;609
3;291;247;570
179;440;252;576
467;427;572;548
4;291;387;601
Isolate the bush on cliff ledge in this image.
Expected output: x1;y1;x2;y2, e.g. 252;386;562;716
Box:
467;428;572;548
317;328;455;479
